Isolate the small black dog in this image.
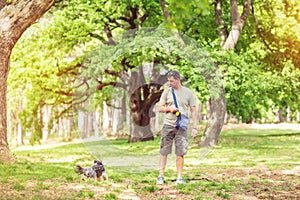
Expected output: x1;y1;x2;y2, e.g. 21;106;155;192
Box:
76;160;108;181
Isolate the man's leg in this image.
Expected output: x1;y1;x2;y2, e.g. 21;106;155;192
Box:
176;155;184;178
175;129;188;184
159;154;168;176
157;154;168;184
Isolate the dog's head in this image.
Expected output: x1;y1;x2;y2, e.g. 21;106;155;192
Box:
92;160;106;177
93;160;103;166
83;167;96;178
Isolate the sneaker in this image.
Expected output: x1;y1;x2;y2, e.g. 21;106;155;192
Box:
176;178;186;185
156;175;164;185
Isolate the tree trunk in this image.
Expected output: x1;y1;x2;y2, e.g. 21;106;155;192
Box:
201;87;226;147
120;92;127;130
286;107;292;122
0;71;13;163
17;122;24;145
127;67;164;142
42;106;49;142
197;103;203;123
275;109;284;123
102;102;110;134
128;86;154;142
128;122;154;142
0;1;54;162
205;101;211;120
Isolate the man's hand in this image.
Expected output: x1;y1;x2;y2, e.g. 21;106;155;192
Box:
165;106;177;114
191;128;198;139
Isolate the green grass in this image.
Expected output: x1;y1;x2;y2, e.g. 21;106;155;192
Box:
192;128;300;169
1;128;299;199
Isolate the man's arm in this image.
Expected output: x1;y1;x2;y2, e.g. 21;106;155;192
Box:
158;102;177;113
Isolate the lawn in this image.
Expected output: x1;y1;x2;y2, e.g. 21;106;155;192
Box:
0;127;299;199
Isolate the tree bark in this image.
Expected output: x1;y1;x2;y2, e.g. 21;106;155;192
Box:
0;0;54;163
223;0;252;50
127;67;165;143
275;109;284;123
297;111;300;122
286;107;292;122
214;0;227;46
201;88;226;147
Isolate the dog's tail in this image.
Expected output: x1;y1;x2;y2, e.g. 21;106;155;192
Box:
75;165;84;174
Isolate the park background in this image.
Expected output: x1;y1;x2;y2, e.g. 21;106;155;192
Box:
0;0;299;199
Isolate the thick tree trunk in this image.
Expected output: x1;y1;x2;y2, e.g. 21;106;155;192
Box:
128;122;154;142
0;61;13;163
128;87;154;142
0;0;54;163
201;87;226;147
127;67;164;143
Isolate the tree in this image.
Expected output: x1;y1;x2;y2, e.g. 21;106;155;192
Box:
0;0;54;163
161;0;253;146
199;0;252;146
252;0;300;118
9;16;84;145
49;0;168;142
85;26;222;143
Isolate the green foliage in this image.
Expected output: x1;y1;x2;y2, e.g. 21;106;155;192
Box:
7;0;300;144
254;0;300;71
167;0;211;30
85;27;222;102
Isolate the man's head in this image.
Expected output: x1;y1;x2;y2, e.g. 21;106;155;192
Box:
167;70;181;89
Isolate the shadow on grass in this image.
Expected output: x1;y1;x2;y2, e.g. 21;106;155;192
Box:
167;177;213;182
255;132;300;137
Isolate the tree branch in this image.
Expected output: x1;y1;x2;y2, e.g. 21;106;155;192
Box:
104;24;116;45
121;57;135;71
119;6;138;29
57;63;83;76
251;3;275;53
214;0;228;46
104;68;121;78
0;0;6;11
159;0;185;45
143;88;164;113
159;0;171;23
241;0;252;22
96;81;126;90
223;0;252;50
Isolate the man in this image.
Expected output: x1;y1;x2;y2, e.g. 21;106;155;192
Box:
157;70;198;185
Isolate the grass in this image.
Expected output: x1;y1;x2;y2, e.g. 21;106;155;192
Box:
1;128;299;199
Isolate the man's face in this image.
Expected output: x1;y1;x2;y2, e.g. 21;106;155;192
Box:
168;76;180;88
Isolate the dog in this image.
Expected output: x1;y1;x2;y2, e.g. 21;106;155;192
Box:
76;160;108;181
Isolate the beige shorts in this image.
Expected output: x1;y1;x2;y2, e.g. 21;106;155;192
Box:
160;124;188;156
